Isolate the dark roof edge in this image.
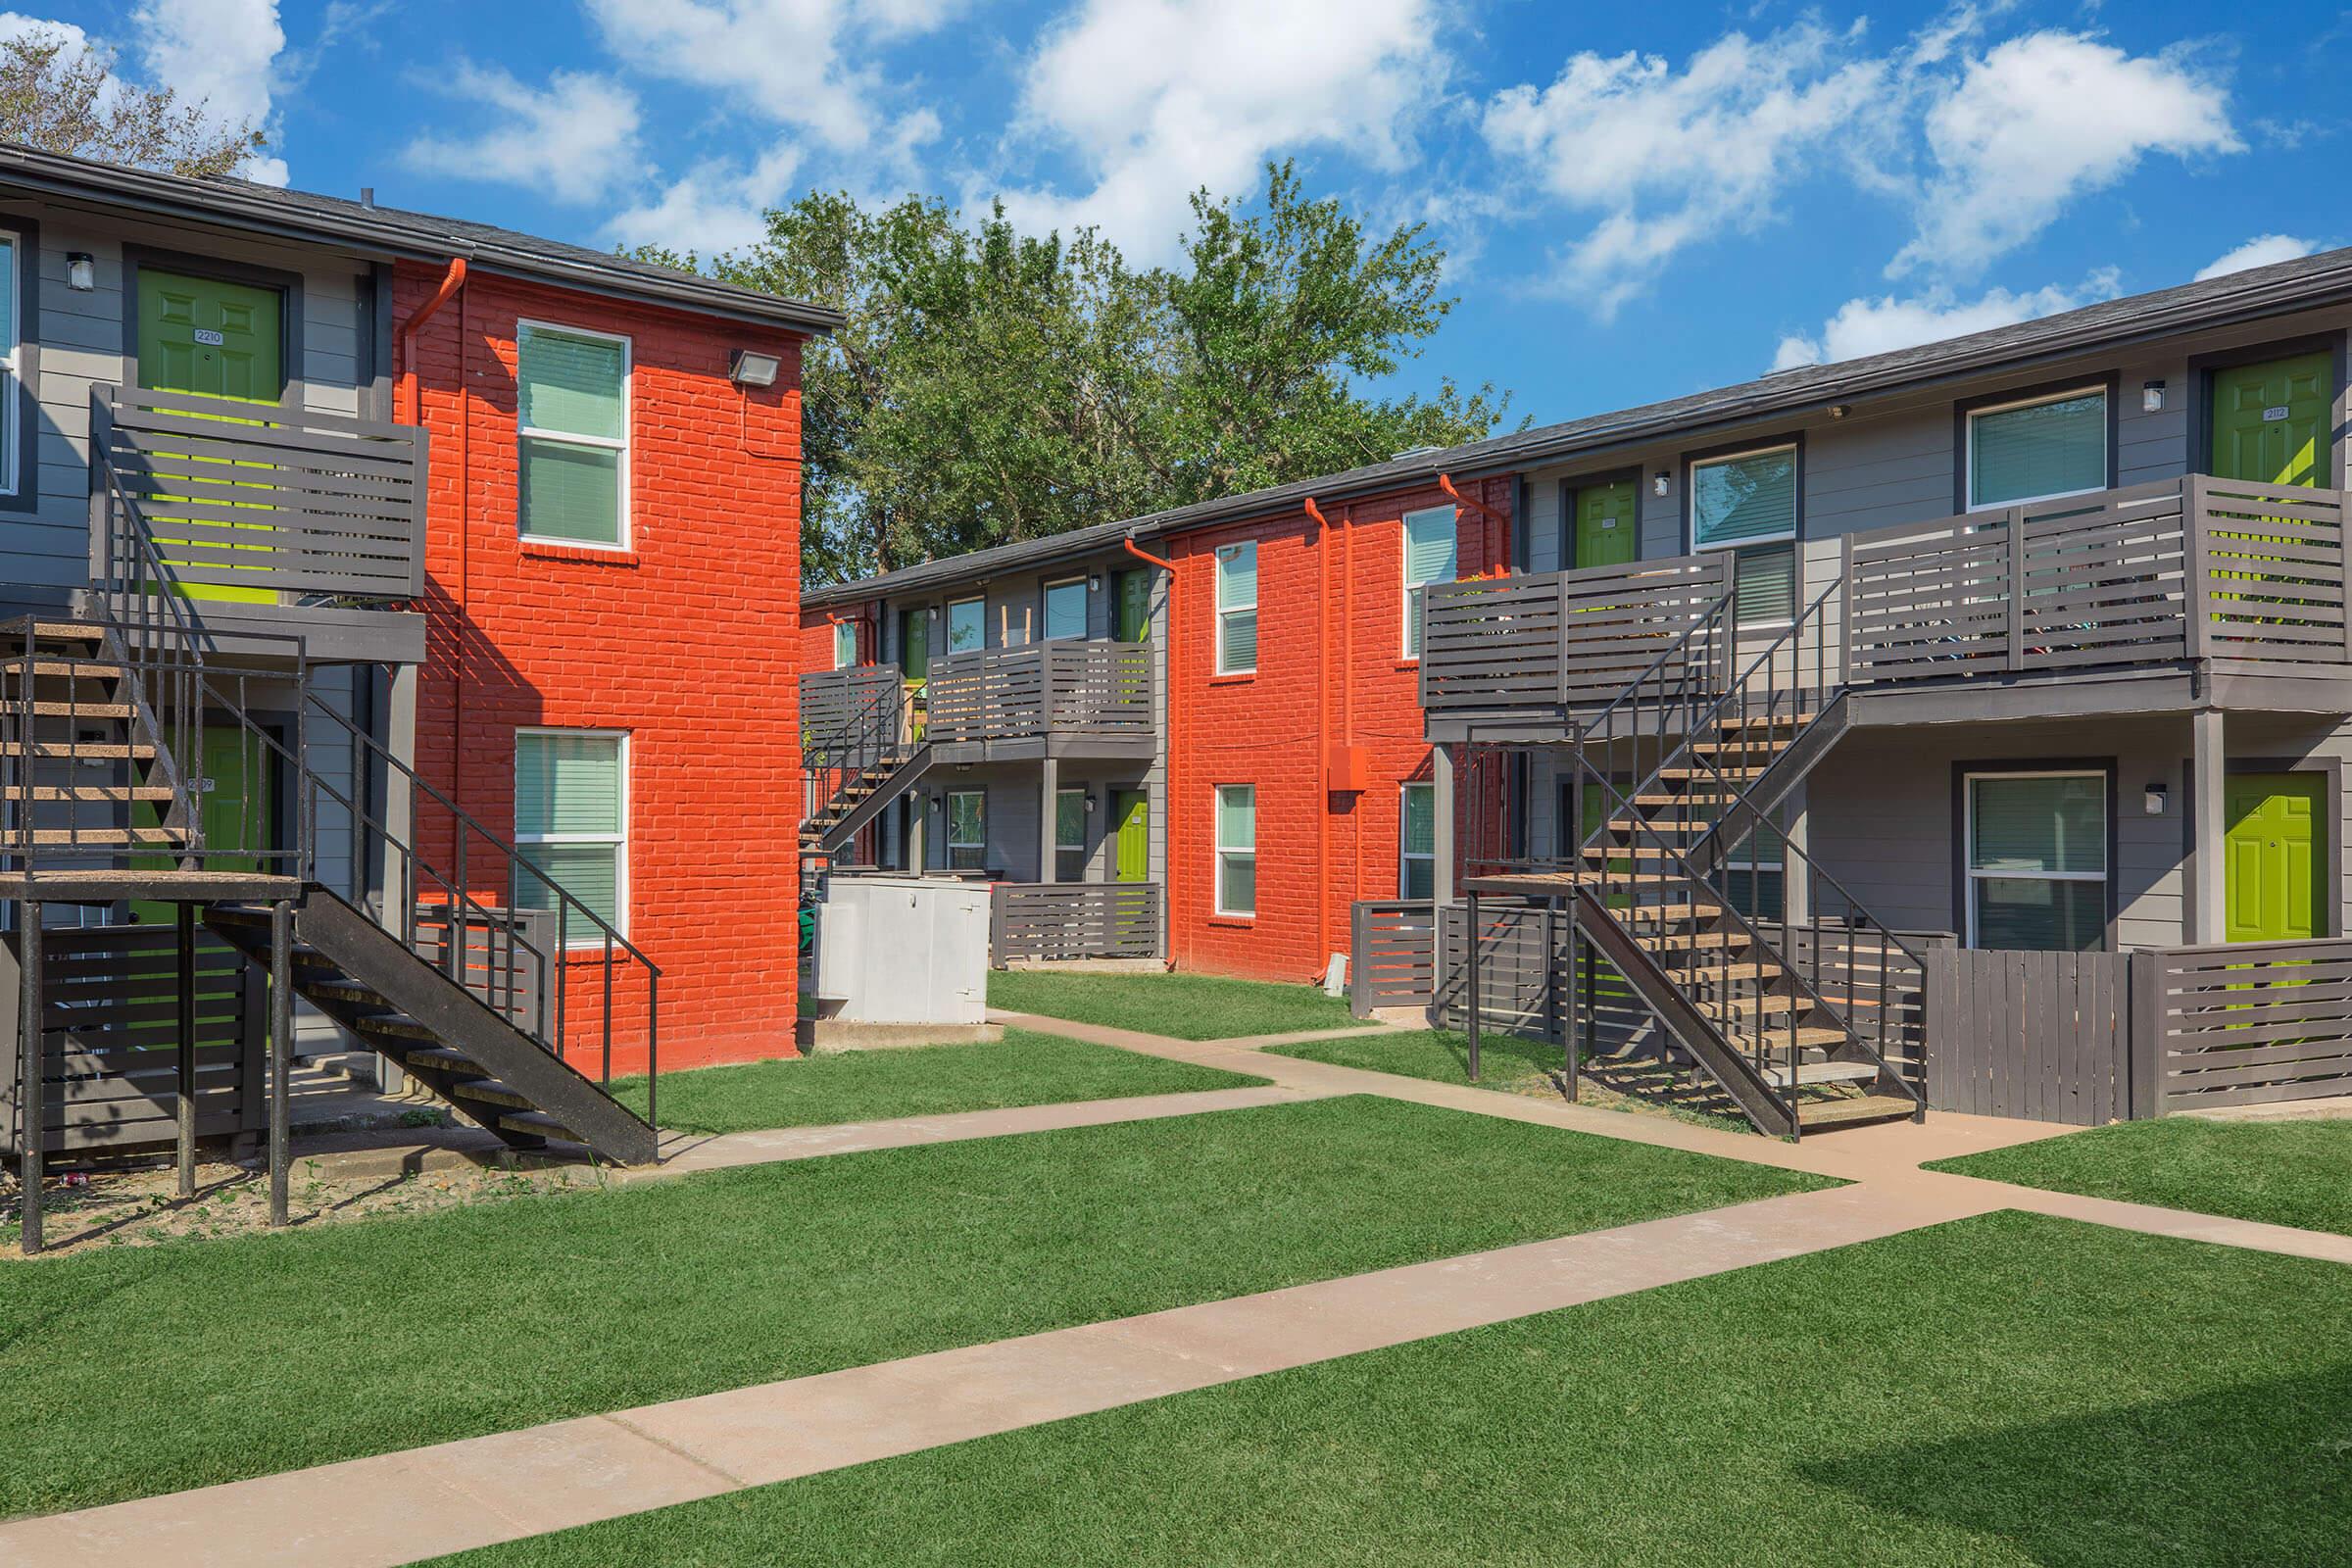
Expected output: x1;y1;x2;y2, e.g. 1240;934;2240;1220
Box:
0;145;845;334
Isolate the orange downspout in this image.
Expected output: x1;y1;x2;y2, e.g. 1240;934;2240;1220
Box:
1123;535;1178;969
1304;498;1333;970
1439;473;1508;571
396;258;467;427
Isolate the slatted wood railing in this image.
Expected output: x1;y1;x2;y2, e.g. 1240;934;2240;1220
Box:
2149;937;2352;1111
927;638;1152;744
1349;899;1436;1014
990;881;1161;962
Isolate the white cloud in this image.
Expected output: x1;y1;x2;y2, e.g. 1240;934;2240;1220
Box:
1480;22;1890;317
1772;269;2122;369
133;0;288;183
2194;232;2320;281
994;0;1442;263
584;0;955;151
1892;31;2237;276
403;64;642;206
608;146;804;258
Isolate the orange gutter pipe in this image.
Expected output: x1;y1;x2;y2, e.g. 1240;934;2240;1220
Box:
1123;535;1179;969
1303;498;1333;970
1439;473;1509;571
396;258;468;426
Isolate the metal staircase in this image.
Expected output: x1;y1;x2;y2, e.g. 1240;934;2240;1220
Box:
1557;580;1930;1137
801;670;929;857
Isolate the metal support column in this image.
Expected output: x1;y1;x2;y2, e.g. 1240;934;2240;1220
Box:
1464;886;1482;1083
269;899;293;1228
1563;915;1582;1102
17;902;41;1255
176;903;197;1199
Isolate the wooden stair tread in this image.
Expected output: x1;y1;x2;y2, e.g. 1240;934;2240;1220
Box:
24;784;177;802
1659;959;1783;983
1763;1059;1881;1089
1633;928;1750;952
499;1109;583;1142
20;826;186;846
16;740;154;760
1732;1024;1848;1050
6;701;136;718
449;1078;536;1111
1702;992;1814;1019
1796;1094;1917;1129
0;661;127;680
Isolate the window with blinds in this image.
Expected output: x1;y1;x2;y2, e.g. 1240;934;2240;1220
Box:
1055;789;1087;881
1690;446;1796;548
1043;578;1088;641
1966;771;2107;951
1400;505;1457;658
517;321;629;546
1733;542;1797;627
833;619;858;668
1215;784;1256;915
514;730;627;936
1399;783;1436;900
1968;389;2107;509
1215;543;1257;673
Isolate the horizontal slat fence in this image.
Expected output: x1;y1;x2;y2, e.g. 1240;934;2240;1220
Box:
991;882;1161;962
2;922;264;1156
412;904;556;1047
2151;938;2352;1110
1420;554;1731;716
1789;922;1953;1092
1350;900;1435;1013
93;384;428;604
798;665;905;765
928;639;1153;744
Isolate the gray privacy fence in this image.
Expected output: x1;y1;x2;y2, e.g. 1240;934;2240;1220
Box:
991;882;1162;963
1926;948;2137;1125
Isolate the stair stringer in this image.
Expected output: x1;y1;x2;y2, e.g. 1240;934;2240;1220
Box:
813;744;935;855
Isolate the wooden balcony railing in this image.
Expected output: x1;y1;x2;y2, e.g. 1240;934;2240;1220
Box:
926;637;1152;745
90;384;428;611
799;663;906;766
990;880;1161;962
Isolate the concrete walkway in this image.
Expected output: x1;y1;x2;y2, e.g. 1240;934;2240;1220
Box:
9;1007;2350;1567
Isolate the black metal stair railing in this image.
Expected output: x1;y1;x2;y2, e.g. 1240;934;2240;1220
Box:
800;666;910;845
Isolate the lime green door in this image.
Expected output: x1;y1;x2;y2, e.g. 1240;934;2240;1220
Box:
132;726;276;922
2225;773;2324;943
2210;352;2333;488
1111;790;1150;882
1572;479;1640;569
1112;569;1152;642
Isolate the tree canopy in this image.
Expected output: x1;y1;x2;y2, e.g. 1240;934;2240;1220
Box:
649;164;1515;584
0;25;265;179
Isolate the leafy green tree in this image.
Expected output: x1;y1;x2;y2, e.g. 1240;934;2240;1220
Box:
0;25;265;178
652;162;1514;583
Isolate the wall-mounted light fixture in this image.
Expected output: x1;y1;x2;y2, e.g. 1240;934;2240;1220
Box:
1088;574;1102;591
1650;470;1671;499
727;349;782;388
2144;783;2168;816
2141;379;2167;414
1828;403;1851;419
65;253;95;292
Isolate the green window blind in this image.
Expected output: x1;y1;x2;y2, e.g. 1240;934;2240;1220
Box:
1402;507;1456;658
1971;775;2105;875
1399;783;1435;901
1055;789;1087;881
1216;785;1256;914
1970;392;2106;508
518;328;626;439
1216;543;1258;672
1733;543;1797;626
519;440;621;544
948;599;984;654
1974;878;2105;951
1691;447;1796;546
1044;580;1087;641
514;732;624;930
517;323;626;545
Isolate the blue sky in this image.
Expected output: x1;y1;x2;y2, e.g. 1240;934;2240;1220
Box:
18;0;2345;429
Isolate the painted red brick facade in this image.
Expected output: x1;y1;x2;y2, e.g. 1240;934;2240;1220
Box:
397;261;808;1073
1166;477;1513;981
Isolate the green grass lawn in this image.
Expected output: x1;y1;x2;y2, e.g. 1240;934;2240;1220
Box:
612;1029;1266;1135
1927;1115;2352;1237
1267;1027;1559;1090
434;1211;2352;1567
0;1095;1825;1519
985;968;1356;1040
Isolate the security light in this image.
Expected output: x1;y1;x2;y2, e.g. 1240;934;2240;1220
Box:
2144;784;2168;816
1650;470;1671;499
65;253;95;292
728;349;782;388
2141;380;2166;414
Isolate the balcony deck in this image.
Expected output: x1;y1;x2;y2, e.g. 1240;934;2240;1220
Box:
1421;474;2352;742
923;637;1155;761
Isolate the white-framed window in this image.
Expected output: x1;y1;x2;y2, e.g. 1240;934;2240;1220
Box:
514;729;628;940
0;230;19;496
1967;387;2108;511
948;597;985;655
1054;788;1088;881
516;319;630;548
947;789;987;871
1690;444;1797;627
1400;505;1457;659
1214;784;1256;915
1399;782;1436;901
1043;577;1088;641
1964;770;2108;951
832;618;858;669
1214;542;1257;674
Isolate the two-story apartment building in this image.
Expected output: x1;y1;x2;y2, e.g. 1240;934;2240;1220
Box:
0;145;834;1240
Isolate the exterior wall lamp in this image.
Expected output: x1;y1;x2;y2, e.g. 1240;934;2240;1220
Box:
1650;470;1671;499
2141;380;2167;414
728;349;782;388
65;253;96;292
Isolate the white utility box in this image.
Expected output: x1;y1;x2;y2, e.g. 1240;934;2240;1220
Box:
811;876;991;1026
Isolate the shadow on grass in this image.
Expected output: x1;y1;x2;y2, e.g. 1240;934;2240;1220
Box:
1800;1362;2352;1566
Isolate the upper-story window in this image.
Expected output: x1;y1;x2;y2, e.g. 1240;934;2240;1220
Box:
0;231;19;495
832;618;858;668
948;596;985;655
1215;542;1257;674
1690;444;1797;626
1967;387;2108;510
517;320;630;548
1401;506;1457;659
1043;577;1087;640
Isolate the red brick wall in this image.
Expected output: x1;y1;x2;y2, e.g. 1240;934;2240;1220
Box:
1166;477;1512;981
398;262;808;1073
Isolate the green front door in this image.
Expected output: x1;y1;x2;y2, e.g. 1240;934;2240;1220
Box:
1112;569;1152;642
2225;773;2324;943
1572;479;1640;570
132;725;276;922
897;607;928;682
1111;790;1150;882
2209;352;2333;488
